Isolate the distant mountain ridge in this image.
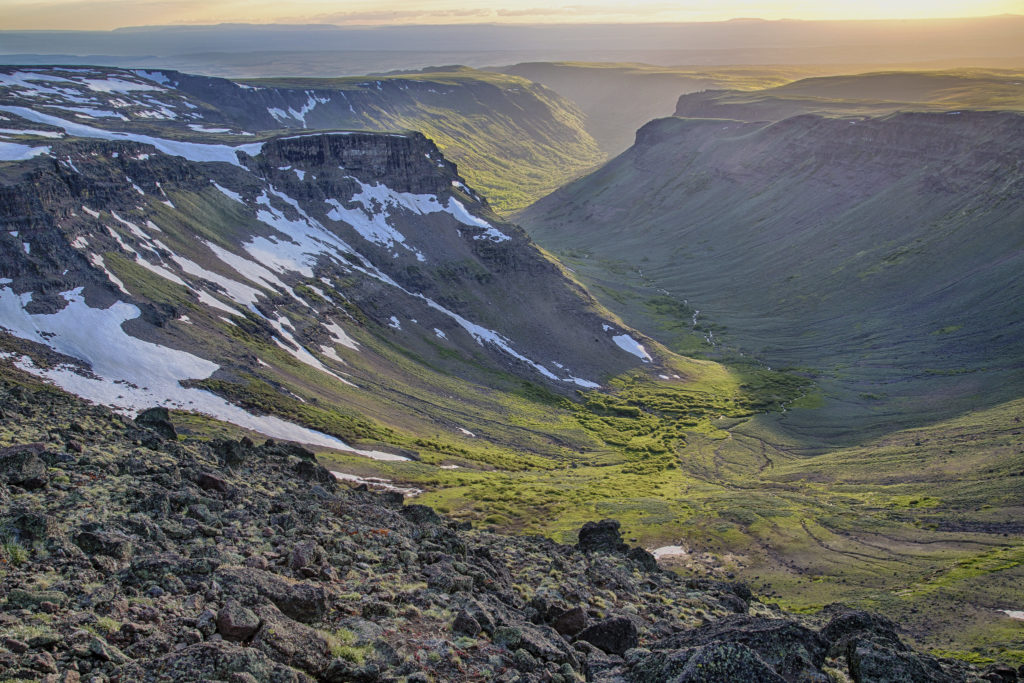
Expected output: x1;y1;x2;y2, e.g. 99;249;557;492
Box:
0;65;603;214
673;69;1024;122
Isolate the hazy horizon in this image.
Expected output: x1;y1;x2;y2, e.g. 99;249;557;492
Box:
3;0;1022;31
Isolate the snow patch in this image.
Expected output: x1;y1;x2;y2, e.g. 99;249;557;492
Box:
331;471;420;492
324;321;359;350
612;334;652;362
0;106;264;166
0;128;64;138
211;181;244;204
0;141;50;161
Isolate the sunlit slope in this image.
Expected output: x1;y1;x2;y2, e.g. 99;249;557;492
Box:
230;67;605;214
519;110;1024;441
674;68;1024;121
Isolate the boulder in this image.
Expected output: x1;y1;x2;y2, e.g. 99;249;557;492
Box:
4;508;58;542
217;600;261;642
577;519;628;553
627;546;659;572
575;616;638;656
821;607;904;655
197;471;230;493
134;406;177;440
846;636;957;683
0;442;49;489
656;614;827;680
215;566;327;623
152;641;309;682
210;438;253;466
676;641;787;682
401;504;442;526
288;541;325;571
552;606;587;637
75;528;134;560
250;604;330;677
452;610;481;636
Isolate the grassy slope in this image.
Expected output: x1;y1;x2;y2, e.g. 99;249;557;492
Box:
673;68;1024;121
241;68;604;214
518;110;1024;443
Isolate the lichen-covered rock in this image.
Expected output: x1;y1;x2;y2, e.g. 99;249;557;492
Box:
846;636;957;683
452;609;481;636
217;599;261;642
656;614;828;680
75;527;134;560
576;616;638;656
250;604;331;677
150;641;311;682
215;566;328;623
675;641;787;683
0;442;49;489
134;407;177;440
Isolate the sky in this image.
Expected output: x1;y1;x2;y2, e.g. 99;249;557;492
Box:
2;0;1022;31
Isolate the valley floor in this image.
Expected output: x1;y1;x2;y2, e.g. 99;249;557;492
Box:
317;396;1024;668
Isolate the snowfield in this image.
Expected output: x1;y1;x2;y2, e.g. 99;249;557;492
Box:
0;286;405;459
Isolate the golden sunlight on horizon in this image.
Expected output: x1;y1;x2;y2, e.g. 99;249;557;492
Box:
1;0;1022;31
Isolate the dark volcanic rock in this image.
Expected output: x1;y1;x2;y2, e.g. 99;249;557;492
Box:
575;616;638;656
0;375;987;683
627;545;659;572
847;635;957;683
215;566;327;623
552;606;587;636
656;614;828;680
75;528;135;560
452;609;481;636
250;604;331;677
0;442;49;489
151;641;310;682
210;437;253;466
217;599;261;642
197;471;229;493
134;406;177;440
677;641;787;683
401;504;442;526
577;518;628;553
821;606;903;647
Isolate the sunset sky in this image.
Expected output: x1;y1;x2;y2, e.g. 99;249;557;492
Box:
3;0;1022;31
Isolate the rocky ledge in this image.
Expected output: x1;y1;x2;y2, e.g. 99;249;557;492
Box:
0;374;1011;682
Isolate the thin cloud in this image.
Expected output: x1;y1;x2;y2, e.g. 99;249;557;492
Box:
309;9;491;24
